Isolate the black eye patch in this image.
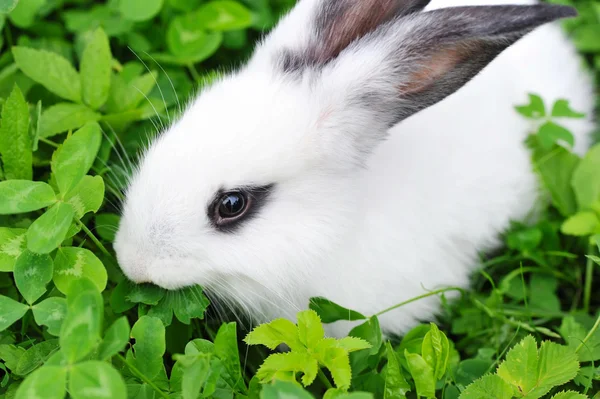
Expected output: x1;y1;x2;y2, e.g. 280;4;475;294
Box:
207;184;275;233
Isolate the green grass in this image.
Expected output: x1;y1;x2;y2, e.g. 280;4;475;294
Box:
0;0;599;398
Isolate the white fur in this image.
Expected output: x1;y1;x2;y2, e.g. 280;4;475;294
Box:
114;0;595;337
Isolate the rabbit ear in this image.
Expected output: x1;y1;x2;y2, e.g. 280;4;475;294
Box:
255;0;431;69
304;4;577;166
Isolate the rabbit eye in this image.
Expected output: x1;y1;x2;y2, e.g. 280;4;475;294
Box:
208;185;274;232
218;192;248;218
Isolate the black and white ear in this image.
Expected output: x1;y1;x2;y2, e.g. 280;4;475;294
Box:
291;3;575;166
253;0;431;70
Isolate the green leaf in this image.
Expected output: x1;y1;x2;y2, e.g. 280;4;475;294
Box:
69;361;127;399
39;102;101;138
26;202;74;254
421;323;450;380
0;295;29;331
0;180;56;215
384;342;410;399
80;28;112;110
533;145;579;217
559;316;600;362
572;143;600;211
260;380;315;399
214;322;245;392
31;297;67;336
309;297;366;324
119;0;163;21
320;347;352;390
166;14;223;63
130;316;166;381
561;211;599;236
459;374;515;399
95;213;120;242
195;1;253;31
51;121;102;195
53;247;108;294
98;316;130;360
336;337;372;353
0;0;19;13
13;46;81;102
8;0;44;28
0;85;31;180
60;278;103;363
497;336;579;399
126;283;165;305
244;318;303;351
297;310;324;349
64;175;105;218
552;392;589;399
538;121;575;150
551;100;586;118
0;227;27;272
515;94;545;119
180;353;211;399
404;350;435;399
0;344;26;372
257;352;318;387
14;250;53;304
15;339;59;376
14;366;67;399
169;285;210;324
105;72;156;112
348;316;382;376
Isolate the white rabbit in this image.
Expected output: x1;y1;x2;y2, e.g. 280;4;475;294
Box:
114;0;595;337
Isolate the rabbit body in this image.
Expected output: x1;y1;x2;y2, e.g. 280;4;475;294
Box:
114;0;595;336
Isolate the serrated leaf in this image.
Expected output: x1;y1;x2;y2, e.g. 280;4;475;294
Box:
515;94;545;119
459;374;515;399
497;335;538;394
60;279;103;363
31;297;67;336
309;297;366;324
52;121;102;195
39;102;101;138
0;295;29;332
0;85;31;180
552;391;589;399
13;46;81;102
245;318;302;351
64;175;105;218
551;100;586;119
14;250;53;304
320;347;351;390
297;310;324;349
532;341;579;397
0;227;27;272
257;352;318;387
80;28;112;110
26;202;74;254
53;247;107;294
14;365;66;399
572;143;600;211
169;285;209;324
404;351;435;399
0;180;56;215
130;316;166;381
69;361;127;399
561;211;599;236
98;316;130;360
384;342;410;399
337;337;372;353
